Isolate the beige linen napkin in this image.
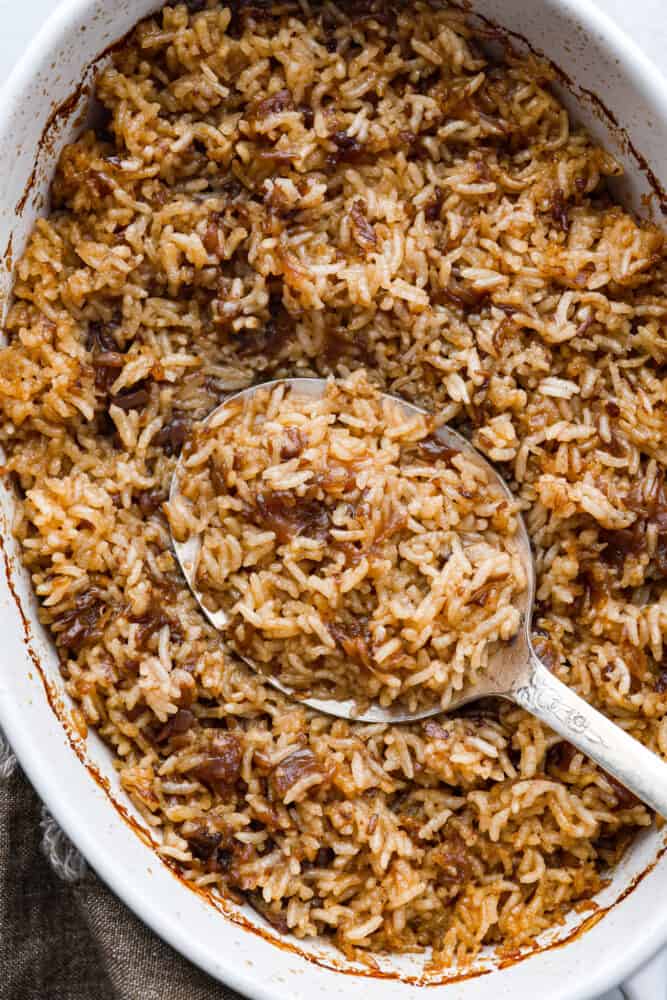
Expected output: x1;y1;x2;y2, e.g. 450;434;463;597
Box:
0;731;240;1000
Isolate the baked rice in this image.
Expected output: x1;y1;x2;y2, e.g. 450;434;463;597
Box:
167;371;525;711
1;0;666;966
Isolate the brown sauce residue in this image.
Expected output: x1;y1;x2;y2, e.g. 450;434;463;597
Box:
436;273;490;313
607;773;641;808
52;589;108;652
246;489;331;544
327;130;366;169
327;618;374;671
245;890;290;934
415;435;459;464
136;487;167;516
551;186;570;232
186;826;224;862
349;199;377;252
424;186;444;222
270;748;324;800
547;740;578;772
599;526;643;569
15;162;42;217
110;381;150;412
131;600;182;648
154;415;190;456
280;427;306;460
431;834;473;886
251;88;293;122
532;633;559;672
191;733;243;795
156;708;195;743
234;299;294;358
2;233;13;277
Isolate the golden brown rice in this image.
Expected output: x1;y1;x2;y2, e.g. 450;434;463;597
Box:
1;0;665;966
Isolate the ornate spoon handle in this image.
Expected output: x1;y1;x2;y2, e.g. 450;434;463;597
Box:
513;650;667;818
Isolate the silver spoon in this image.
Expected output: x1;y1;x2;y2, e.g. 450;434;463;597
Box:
170;378;667;817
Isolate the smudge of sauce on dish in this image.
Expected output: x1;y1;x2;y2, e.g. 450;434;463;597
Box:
2;233;13;273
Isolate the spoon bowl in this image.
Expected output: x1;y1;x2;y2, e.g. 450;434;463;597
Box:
170;378;667;816
169;376;532;723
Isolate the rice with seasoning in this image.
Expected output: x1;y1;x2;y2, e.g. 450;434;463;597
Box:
1;0;665;966
167;371;525;711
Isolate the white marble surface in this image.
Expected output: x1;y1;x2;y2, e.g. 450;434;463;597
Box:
0;2;665;998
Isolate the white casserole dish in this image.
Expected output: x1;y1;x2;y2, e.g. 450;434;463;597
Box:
1;2;667;997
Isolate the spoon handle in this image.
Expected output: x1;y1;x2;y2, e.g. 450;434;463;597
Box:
513;649;667;818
